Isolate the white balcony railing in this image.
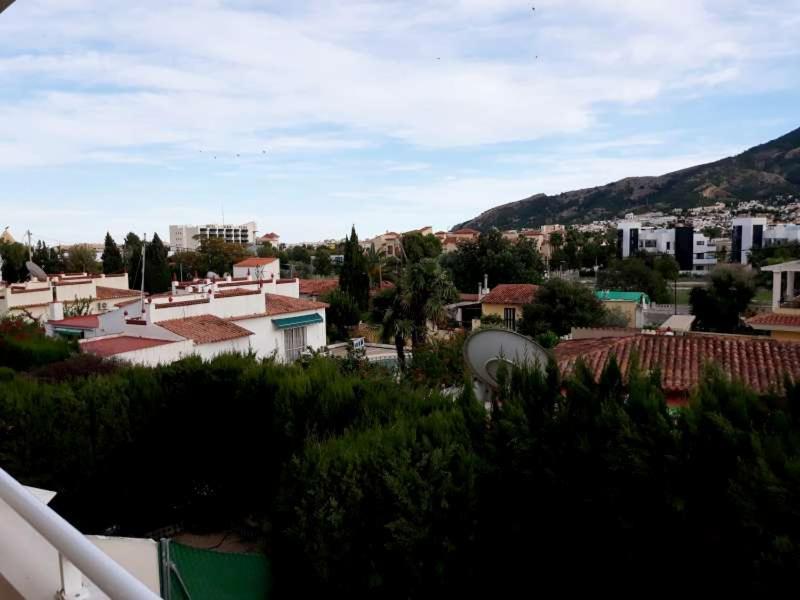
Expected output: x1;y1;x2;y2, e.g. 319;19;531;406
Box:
0;467;161;599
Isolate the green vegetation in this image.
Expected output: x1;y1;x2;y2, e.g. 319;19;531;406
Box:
690;264;756;332
339;226;370;310
101;232;124;274
597;256;676;303
65;243;100;273
0;346;799;594
401;231;442;263
0;317;74;370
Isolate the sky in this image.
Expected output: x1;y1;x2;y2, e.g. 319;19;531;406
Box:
1;0;799;245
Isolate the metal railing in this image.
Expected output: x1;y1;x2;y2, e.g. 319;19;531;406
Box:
0;466;161;599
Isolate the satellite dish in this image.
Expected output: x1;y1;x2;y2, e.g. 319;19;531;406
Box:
464;328;548;404
26;261;47;282
206;271;220;280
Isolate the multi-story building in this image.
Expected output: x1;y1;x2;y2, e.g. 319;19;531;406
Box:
363;226;434;258
169;221;257;251
617;221;717;273
731;217;800;264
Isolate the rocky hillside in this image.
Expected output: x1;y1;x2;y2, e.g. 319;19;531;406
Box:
455;126;800;231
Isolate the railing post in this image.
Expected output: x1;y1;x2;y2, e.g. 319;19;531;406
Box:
58;554;90;599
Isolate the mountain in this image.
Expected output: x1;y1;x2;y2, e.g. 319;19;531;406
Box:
454;127;800;231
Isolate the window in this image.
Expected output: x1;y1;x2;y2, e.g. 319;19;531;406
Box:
644;240;657;248
284;327;307;361
696;240;705;245
696;253;704;259
504;307;516;330
666;241;671;251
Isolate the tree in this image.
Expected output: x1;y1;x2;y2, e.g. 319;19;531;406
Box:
123;232;143;289
143;233;171;294
690;264;756;332
101;232;124;274
324;289;361;341
32;241;65;274
196;238;250;276
401;232;442;263
0;240;30;282
314;247;333;277
257;242;278;258
339;226;370;310
66;244;100;273
289;245;312;264
518;278;607;337
597;257;670;303
441;229;544;292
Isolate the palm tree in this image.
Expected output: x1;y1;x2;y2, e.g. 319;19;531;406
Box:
365;245;385;288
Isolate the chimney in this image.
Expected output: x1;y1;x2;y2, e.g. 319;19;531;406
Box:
48;302;64;322
483;274;489;295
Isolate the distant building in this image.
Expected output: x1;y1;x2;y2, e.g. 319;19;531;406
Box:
169;221;257;251
299;278;338;301
731;217;800;264
362;226;434;258
617;221;717;273
258;232;281;247
480;283;538;331
746;259;800;341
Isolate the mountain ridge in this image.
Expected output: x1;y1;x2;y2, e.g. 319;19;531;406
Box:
454;127;800;231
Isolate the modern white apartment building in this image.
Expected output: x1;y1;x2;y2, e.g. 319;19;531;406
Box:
731;217;800;264
617;221;717;273
169;221;257;251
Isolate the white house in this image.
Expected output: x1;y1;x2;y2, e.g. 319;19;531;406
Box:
232;257;280;281
75;269;327;365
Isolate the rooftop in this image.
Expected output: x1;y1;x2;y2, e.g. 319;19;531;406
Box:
265;293;328;316
481;283;538;305
234;257;278;268
81;336;175;357
47;315;100;329
747;312;800;329
95;286;141;300
299;278;338;296
159;314;253;344
554;334;800;396
595;290;650;304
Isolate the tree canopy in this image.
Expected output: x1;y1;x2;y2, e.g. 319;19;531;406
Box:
518;278;608;337
401;231;442;263
690;264;756;332
65;244;100;274
597;257;672;303
101;232;124;274
339;226;370;310
144;233;171;294
314;247;333;276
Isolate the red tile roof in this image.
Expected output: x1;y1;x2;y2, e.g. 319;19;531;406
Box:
747;312;800;329
481;284;538;305
234;257;278;267
215;288;261;298
81;336;175;357
153;298;211;309
554;334;800;395
459;293;480;302
265;293;328;316
299;279;338;296
95;286;140;300
158;314;253;344
452;228;480;235
48;315;99;329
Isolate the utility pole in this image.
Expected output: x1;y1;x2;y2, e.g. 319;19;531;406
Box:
25;230;32;261
140;234;147;315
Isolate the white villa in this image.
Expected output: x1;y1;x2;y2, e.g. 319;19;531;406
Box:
47;258;327;365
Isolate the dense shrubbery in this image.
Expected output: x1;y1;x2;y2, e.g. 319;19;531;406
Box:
2;350;800;595
0;318;74;370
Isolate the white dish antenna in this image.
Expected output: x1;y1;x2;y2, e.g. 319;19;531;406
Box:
464;328;548;403
206;271;220;280
26;261;47;282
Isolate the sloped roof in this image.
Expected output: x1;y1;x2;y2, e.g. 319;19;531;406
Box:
159;314;253;344
481;284;538;305
234;257;278;268
95;286;140;300
747;312;800;329
81;336;175;357
298;278;338;296
265;293;328;316
554;334;800;395
48;315;100;329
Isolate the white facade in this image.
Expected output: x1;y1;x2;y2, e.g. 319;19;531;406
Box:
169;221;257;251
78;269;327;365
232;257;280;280
732;217;800;264
617;221;717;273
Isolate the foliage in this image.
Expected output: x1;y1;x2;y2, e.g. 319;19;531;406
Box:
288;245;312;264
0;317;74;370
339;226;370;310
144;233;171;294
257;242;279;258
518;278;607;337
690;264;756;332
66;244;100;273
601;306;631;328
401;232;442;263
63;297;93;317
123;232;143;290
597;257;671;303
313;247;333;276
749;241;800;270
324;289;361;342
32;241;66;275
407;333;466;387
101;232;124;274
441;229;545;292
194;237;250;277
479;314;503;327
0;240;28;282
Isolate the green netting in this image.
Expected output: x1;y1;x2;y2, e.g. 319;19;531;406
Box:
161;540;271;600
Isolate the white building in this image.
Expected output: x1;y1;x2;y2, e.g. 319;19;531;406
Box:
71;263;327;365
1;272;140;322
232;257;280;280
732;217;800;264
617;221;717;273
169;221;257;251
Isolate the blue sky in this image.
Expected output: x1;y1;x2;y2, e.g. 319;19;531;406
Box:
1;0;799;245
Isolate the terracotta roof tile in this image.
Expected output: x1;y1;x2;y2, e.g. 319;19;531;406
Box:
265;293;328;316
158;314;253;344
299;279;338;296
452;228;480;235
747;312;800;329
481;284;538;305
215;288;261;298
48;315;99;329
234;257;278;267
153;298;210;309
554;334;800;395
95;286;140;300
81;335;175;357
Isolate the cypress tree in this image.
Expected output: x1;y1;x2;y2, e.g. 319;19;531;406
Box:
339;226;370;310
144;233;171;294
101;232;124;274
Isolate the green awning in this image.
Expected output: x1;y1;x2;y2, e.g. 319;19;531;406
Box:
272;313;323;329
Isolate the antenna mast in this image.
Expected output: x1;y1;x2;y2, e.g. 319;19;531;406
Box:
25;230;32;261
140;234;147;315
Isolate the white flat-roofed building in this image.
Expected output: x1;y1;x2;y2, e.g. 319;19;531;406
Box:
169;221;257;251
731;217;800;264
617;221;717;273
